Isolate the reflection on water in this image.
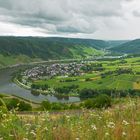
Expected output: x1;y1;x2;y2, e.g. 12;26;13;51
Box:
0;66;80;103
31;90;70;101
31;90;40;96
55;95;69;101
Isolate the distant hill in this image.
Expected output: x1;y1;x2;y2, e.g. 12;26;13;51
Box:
107;40;129;48
0;37;108;60
110;39;140;54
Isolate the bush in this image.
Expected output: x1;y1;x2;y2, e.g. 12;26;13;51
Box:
94;94;111;108
7;98;20;110
79;88;97;99
41;100;51;110
69;103;80;109
84;99;94;109
51;103;62;110
18;101;32;111
84;94;112;109
6;98;32;111
55;85;79;94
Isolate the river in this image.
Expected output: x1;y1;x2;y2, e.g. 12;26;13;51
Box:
0;55;127;103
0;67;80;103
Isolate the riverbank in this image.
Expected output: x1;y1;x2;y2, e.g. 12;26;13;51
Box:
14;77;80;98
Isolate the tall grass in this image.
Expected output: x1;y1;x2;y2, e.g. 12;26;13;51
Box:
0;98;140;140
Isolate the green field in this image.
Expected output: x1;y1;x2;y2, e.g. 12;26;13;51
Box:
35;74;140;90
0;54;42;68
34;57;140;91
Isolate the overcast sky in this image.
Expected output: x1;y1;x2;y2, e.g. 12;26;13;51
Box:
0;0;140;40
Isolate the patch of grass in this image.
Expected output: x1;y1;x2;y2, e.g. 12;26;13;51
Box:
35;74;140;90
0;54;41;68
1;97;140;140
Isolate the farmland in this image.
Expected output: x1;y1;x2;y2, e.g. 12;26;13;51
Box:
20;56;140;97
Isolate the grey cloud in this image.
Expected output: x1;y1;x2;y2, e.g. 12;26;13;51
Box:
133;10;140;17
0;0;130;34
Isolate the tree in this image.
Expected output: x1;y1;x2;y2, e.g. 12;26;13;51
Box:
41;100;51;110
84;94;112;109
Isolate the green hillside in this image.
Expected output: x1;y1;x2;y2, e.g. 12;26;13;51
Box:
110;39;140;54
0;54;41;68
1;37;134;68
107;40;129;48
0;36;110;68
0;37;107;62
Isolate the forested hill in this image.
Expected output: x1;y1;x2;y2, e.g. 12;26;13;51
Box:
0;36;108;60
110;39;140;54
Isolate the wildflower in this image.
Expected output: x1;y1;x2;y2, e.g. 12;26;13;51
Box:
53;127;56;130
30;130;36;136
75;138;80;140
98;116;102;120
41;118;46;121
44;127;48;131
0;137;3;140
25;123;31;127
66;115;70;119
105;132;109;136
122;132;126;136
107;122;115;128
2;114;6;118
9;134;14;137
122;120;129;126
91;124;97;130
23;138;28;140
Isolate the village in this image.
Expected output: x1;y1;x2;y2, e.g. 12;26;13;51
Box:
23;62;86;80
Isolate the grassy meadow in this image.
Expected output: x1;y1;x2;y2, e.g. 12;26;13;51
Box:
1;97;140;140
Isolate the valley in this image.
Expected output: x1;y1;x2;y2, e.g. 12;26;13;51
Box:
0;37;140;140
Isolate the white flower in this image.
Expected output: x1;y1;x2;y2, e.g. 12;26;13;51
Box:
2;114;6;118
9;134;14;137
105;132;109;136
44;127;48;131
25;123;31;127
23;138;28;140
30;130;36;136
122;120;129;126
122;132;126;136
91;124;97;130
107;122;115;128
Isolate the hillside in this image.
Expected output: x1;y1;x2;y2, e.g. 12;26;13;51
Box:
0;37;107;60
0;36;132;68
0;36;112;68
107;40;129;48
110;39;140;54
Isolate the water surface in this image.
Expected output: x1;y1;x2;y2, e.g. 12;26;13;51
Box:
0;67;80;103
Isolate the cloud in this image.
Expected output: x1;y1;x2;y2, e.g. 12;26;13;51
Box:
133;11;140;16
0;0;139;39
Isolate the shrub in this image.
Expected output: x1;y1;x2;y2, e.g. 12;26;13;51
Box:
18;101;32;111
79;88;97;99
6;98;32;111
93;94;111;108
41;100;51;110
7;98;20;110
84;94;112;109
51;103;62;110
